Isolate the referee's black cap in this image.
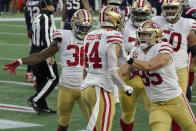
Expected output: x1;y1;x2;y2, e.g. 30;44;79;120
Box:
40;0;53;8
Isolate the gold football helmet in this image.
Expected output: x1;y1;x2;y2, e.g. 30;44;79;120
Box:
181;0;189;6
99;5;125;32
136;20;162;49
161;0;183;21
71;9;93;40
130;0;152;27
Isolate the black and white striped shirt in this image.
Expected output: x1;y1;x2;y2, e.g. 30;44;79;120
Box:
32;10;56;52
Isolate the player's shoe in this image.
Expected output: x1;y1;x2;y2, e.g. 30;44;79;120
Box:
41;108;56;114
27;98;42;114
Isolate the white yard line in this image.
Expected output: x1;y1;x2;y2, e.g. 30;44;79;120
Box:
0;57;16;61
190;103;196;106
0;119;43;129
0;80;33;86
0;24;26;27
0;32;26;36
0;80;58;89
0;42;27;47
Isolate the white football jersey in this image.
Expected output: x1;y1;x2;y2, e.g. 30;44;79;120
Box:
130;42;182;102
189;0;196;8
81;29;123;92
152;16;196;70
119;21;137;65
54;30;84;89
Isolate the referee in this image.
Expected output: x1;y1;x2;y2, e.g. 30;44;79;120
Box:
27;0;59;114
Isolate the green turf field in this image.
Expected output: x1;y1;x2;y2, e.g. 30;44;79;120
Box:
0;13;195;131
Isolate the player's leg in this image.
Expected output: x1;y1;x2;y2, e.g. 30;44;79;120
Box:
96;88;115;131
77;90;90;122
149;103;172;131
81;87;115;131
187;61;196;101
139;88;151;114
57;85;77;131
169;94;196;131
119;76;144;131
176;67;188;94
173;67;189;131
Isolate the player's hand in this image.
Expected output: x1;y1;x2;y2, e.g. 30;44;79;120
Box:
3;59;20;75
124;85;133;96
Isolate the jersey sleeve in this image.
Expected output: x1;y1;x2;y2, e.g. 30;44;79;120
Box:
158;42;173;54
52;30;64;49
186;18;196;31
190;20;196;31
106;32;123;45
52;30;63;40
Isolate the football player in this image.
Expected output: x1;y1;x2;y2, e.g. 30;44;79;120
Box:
24;0;41;83
152;0;196;130
121;20;196;131
119;0;152;131
81;5;133;131
60;0;90;30
4;9;93;131
181;0;196;103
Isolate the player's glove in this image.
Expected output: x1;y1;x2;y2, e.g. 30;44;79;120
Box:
3;59;22;75
124;85;133;96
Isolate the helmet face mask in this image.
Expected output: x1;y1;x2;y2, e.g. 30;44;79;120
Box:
71;9;93;40
130;0;152;27
137;20;163;50
161;0;182;21
136;31;155;49
131;10;151;27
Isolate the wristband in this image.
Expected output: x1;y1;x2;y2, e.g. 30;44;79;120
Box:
127;57;134;65
17;59;23;65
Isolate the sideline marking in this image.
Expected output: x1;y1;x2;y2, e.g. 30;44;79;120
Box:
0;103;35;113
190;103;196;106
0;119;43;129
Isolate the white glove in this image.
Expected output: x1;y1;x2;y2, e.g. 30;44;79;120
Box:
60;21;65;29
120;44;131;61
123;85;133;96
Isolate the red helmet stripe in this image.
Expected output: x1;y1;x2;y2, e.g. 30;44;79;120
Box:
138;0;141;8
86;10;90;22
138;0;145;9
81;9;87;22
100;6;110;23
125;6;129;16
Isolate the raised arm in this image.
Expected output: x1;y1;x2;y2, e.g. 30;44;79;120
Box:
107;43;133;96
126;53;171;72
3;40;58;75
